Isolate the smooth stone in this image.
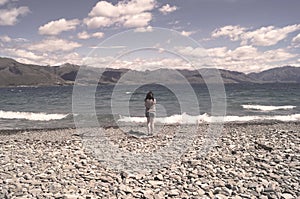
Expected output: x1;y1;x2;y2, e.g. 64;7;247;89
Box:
119;184;133;194
148;180;164;186
168;189;180;196
23;173;32;180
29;188;42;196
215;193;228;199
99;176;114;183
143;189;154;199
198;188;205;196
63;194;81;199
281;193;294;199
154;174;163;181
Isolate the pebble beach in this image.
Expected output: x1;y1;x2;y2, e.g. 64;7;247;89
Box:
0;122;299;199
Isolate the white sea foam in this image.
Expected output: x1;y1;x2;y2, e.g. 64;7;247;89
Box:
118;113;300;124
0;110;69;121
242;104;296;111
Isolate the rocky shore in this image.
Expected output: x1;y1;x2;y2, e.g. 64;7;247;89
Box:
0;122;299;198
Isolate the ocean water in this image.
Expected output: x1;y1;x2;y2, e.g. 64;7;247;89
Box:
0;83;300;130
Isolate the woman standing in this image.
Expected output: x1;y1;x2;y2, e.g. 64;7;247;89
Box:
144;91;156;135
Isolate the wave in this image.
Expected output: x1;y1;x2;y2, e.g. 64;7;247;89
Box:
242;104;296;111
0;110;69;121
118;113;300;124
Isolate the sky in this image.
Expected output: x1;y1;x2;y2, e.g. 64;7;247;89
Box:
0;0;300;73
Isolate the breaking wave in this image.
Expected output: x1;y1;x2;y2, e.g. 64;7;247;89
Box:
242;105;296;111
0;110;69;121
118;113;300;124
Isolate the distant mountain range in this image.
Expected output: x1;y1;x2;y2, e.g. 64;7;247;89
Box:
0;57;300;87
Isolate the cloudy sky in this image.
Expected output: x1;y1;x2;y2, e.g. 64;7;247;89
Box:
0;0;300;73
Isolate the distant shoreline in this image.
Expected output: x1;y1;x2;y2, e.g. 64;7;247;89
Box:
1;81;300;89
1;120;300;135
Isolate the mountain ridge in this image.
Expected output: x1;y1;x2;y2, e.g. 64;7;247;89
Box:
0;57;299;87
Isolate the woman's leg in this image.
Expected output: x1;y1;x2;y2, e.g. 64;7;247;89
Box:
149;117;154;135
147;117;151;134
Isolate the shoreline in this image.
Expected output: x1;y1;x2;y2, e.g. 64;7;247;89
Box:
0;122;299;198
1;120;300;135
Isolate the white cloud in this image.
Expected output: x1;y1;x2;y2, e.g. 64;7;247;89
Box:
181;31;195;37
159;4;178;15
291;33;300;47
122;12;152;28
77;31;104;39
244;25;300;46
0;35;11;42
0;0;9;6
57;52;82;65
85;56;191;71
84;0;156;29
5;48;45;61
89;0;155;17
134;26;153;32
92;32;104;39
77;31;90;39
2;46;83;66
212;25;246;41
212;24;300;46
39;18;80;35
292;33;300;43
28;38;81;52
0;6;30;26
176;46;209;58
176;45;297;73
89;1;120;18
83;16;112;29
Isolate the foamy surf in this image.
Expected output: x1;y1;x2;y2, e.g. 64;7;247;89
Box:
0;110;69;121
118;113;300;124
242;105;296;111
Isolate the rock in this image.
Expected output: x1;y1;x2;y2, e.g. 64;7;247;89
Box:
99;176;114;183
29;188;42;196
197;188;205;196
63;194;81;199
215;193;228;199
153;192;164;199
148;180;164;187
247;182;258;189
154;174;163;181
168;189;180;196
281;193;294;199
260;196;268;199
143;189;154;199
23;173;32;180
119;184;133;194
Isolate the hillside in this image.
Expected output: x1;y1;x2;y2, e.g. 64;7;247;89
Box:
248;66;300;83
0;57;299;87
0;57;65;87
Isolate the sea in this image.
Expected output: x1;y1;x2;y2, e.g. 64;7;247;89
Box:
0;83;300;130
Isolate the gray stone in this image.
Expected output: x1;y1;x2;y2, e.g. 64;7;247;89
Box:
168;189;180;196
119;184;133;194
215;193;228;199
154;174;163;181
63;194;80;199
148;180;164;187
281;193;294;199
143;189;154;199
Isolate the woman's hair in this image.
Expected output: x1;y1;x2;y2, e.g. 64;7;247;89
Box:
145;91;154;101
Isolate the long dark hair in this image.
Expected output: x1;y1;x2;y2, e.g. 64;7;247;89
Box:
145;91;154;101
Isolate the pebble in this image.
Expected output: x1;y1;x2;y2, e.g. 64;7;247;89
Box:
0;123;299;198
